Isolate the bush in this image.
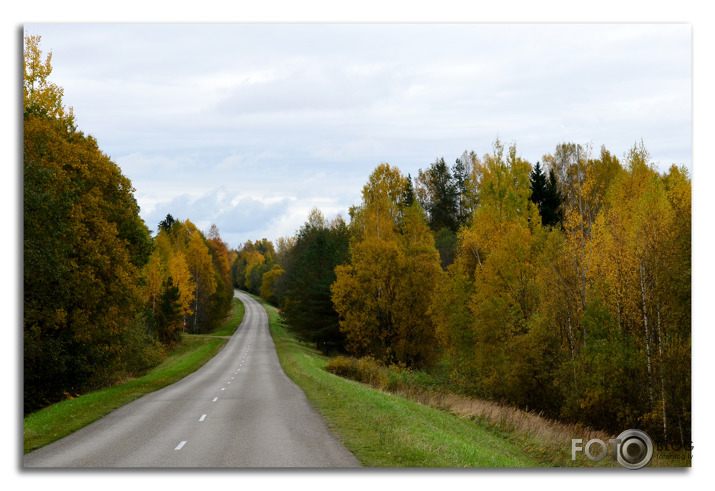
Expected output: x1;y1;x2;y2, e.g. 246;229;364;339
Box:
326;355;405;391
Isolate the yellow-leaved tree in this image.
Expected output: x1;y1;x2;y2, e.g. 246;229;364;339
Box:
331;163;441;367
168;250;195;324
186;230;217;333
142;251;165;316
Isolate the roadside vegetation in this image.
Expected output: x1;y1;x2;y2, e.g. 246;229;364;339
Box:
259;295;690;467
24;36;235;415
24;34;690;464
258;296;536;467
23;298;244;454
241;143;690;452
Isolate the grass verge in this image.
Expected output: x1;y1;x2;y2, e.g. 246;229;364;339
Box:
23;298;244;454
256;296;689;468
256;296;539;467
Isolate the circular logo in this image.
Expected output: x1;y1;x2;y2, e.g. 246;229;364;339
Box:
615;429;653;469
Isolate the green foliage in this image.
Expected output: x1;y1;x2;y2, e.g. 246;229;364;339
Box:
433;227;457;269
557;300;642;430
281;210;350;353
417;157;459;233
153;277;182;344
23;36;153;414
529;161;563;227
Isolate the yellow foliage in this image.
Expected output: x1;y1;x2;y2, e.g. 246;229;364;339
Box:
168;250;195;319
142;252;164;314
332;164;440;367
260;264;285;304
24;35;74;125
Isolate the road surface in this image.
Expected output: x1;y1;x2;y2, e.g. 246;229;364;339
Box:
24;291;360;468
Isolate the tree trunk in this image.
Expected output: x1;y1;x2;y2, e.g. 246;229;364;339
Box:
194;267;199;333
639;262;655;407
657;302;667;445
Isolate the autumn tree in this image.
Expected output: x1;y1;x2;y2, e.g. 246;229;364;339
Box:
185;229;218;332
438;141;547;403
142;251;165;317
167;250;194;325
332;164;441;367
205;225;233;330
260;264;285;306
452;151;475;227
24;36;154;412
231;239;277;296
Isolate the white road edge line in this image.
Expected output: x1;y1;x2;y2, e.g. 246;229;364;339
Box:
175;441;187;450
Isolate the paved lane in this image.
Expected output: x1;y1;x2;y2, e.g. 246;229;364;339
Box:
24;291;360;468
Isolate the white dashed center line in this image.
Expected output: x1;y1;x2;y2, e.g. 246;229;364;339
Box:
199;414;206;422
175;441;187;450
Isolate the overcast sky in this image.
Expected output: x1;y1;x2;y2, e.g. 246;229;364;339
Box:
23;23;691;248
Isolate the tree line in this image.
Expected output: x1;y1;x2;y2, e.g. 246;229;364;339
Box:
23;37;233;414
24;36;690;447
247;140;690;448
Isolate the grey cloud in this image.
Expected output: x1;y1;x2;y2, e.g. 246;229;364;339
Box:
27;23;691;245
143;190;293;246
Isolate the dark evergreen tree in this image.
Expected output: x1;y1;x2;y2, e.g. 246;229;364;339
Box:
543;168;564;227
452;155;469;227
154;277;182;344
403;173;416;208
158;214;175;233
529;162;563;227
422;157;459;233
529;161;548;212
434;227;457;269
281;213;350;354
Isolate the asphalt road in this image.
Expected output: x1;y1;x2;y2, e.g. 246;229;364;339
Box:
24;291;360;468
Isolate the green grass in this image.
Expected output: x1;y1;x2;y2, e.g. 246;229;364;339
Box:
255;296;540;467
23;299;245;454
255;295;690;468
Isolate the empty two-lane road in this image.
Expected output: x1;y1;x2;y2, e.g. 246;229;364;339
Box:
24;291;360;468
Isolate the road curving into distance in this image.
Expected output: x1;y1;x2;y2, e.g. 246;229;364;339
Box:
24;290;360;468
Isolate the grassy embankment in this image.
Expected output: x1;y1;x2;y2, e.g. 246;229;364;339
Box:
257;294;689;468
256;295;536;467
23;298;245;454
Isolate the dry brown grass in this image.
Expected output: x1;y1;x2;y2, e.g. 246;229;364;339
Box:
325;355;690;466
394;385;614;465
407;386;611;441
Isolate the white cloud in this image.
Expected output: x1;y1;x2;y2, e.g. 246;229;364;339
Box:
26;23;692;245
